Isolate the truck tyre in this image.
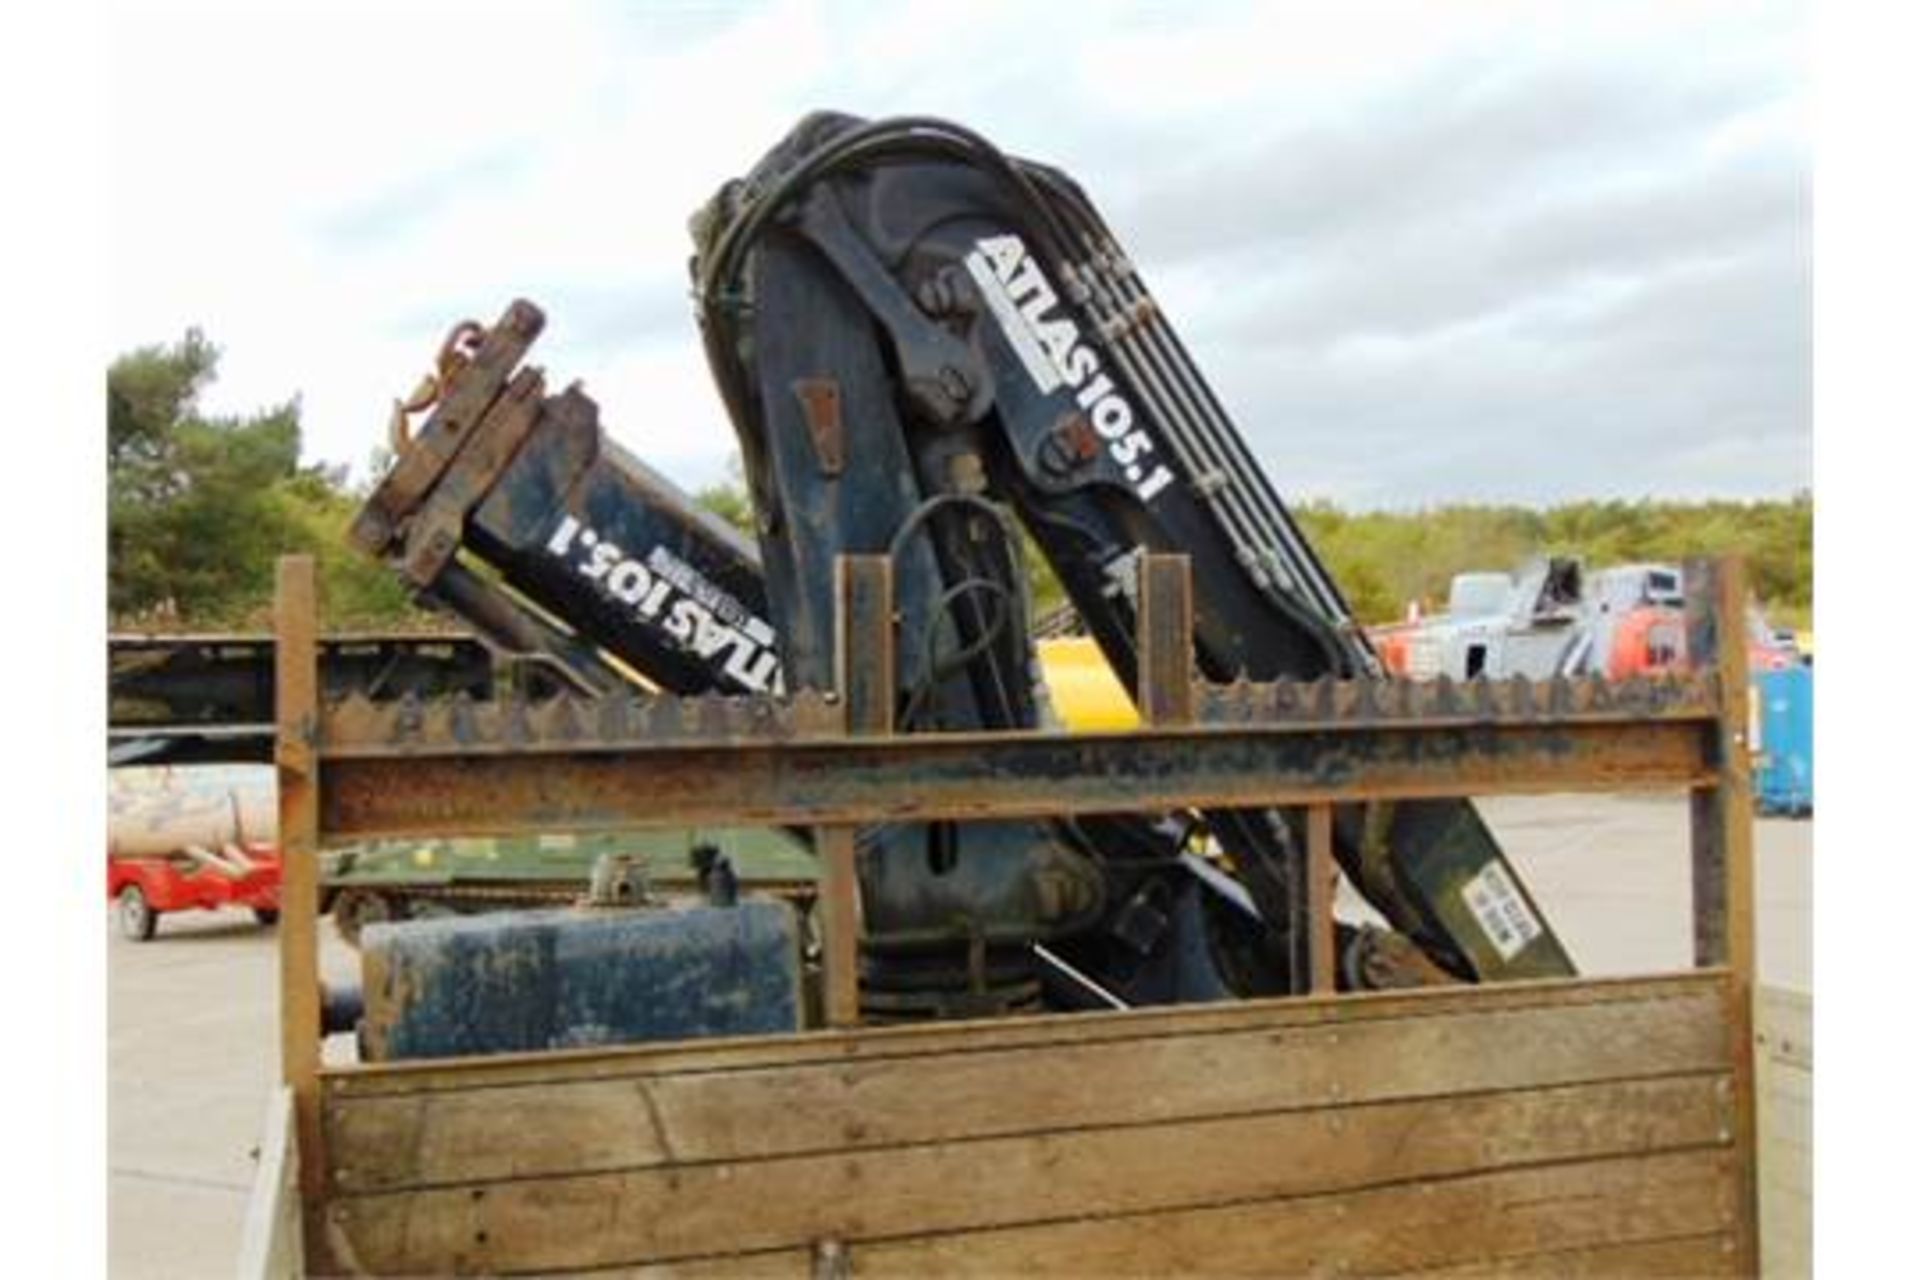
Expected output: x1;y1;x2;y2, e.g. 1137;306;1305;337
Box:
117;885;157;942
252;907;280;927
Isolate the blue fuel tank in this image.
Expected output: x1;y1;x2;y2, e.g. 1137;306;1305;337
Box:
358;900;803;1061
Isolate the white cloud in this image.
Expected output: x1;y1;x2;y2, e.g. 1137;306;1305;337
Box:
107;0;1807;504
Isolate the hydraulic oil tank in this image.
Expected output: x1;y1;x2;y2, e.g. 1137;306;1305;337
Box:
1751;665;1813;816
358;899;803;1061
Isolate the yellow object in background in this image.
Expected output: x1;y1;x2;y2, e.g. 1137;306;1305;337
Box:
1037;637;1139;731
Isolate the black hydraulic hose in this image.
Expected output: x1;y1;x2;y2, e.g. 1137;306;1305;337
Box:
698;117;1080;320
898;576;1017;732
885;492;1035;731
1024;180;1363;671
1082;258;1358;670
1099;251;1361;632
1033;180;1345;611
1036;178;1366;635
697;116;1357;676
1025;181;1313;566
1016;236;1352;668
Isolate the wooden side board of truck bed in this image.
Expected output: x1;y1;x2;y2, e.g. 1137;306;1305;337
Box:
298;971;1742;1276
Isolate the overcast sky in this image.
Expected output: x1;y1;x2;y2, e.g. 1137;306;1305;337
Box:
107;0;1807;509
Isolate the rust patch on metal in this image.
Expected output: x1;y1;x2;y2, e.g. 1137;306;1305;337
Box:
792;378;845;477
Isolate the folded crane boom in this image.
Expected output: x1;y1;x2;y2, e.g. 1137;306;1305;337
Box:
694;113;1572;991
354;113;1574;1017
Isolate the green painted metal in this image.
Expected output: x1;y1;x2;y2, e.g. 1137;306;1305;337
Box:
322;827;815;894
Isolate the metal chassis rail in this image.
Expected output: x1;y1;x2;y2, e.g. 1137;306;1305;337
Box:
271;552;1758;1275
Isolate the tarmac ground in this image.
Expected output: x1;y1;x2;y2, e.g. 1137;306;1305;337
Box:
106;793;1812;1278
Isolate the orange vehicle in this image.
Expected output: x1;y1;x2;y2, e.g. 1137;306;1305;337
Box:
1367;561;1800;682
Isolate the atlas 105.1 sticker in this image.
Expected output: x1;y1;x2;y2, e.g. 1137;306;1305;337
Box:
965;233;1176;504
545;514;784;695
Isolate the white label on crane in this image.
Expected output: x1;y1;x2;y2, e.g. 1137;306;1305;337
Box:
1460;860;1543;961
965;234;1175;504
967;240;1064;395
544;515;786;695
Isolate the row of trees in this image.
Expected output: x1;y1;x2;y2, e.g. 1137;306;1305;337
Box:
1294;495;1813;628
107;331;415;628
107;331;1814;633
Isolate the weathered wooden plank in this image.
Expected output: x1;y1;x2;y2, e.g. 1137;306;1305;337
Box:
236;1086;304;1280
330;1074;1731;1274
1758;985;1811;1069
560;1149;1737;1278
1401;1231;1736;1277
327;985;1730;1194
616;1250;814;1278
1757;985;1812;1279
846;1148;1736;1278
322;970;1728;1100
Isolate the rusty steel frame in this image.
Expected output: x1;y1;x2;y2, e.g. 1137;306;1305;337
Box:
275;552;1758;1275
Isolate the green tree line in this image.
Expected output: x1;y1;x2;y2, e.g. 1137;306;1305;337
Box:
108;332;1813;633
1293;495;1813;629
108;331;418;630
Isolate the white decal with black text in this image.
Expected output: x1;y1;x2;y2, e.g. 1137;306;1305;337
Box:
964;234;1176;503
1460;860;1543;961
545;515;784;694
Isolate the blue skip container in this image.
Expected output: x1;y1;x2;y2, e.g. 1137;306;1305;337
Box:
1752;666;1813;816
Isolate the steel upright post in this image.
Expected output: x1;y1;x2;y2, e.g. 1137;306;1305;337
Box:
824;556;893;1027
274;555;326;1264
1685;555;1759;1277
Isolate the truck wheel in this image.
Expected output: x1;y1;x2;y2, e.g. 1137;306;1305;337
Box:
117;885;157;942
252;908;280;927
332;889;393;949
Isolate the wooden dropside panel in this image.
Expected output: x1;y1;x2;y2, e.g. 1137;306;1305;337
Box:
325;981;1728;1193
600;1152;1738;1279
328;1076;1731;1274
236;1086;304;1280
317;975;1742;1276
1757;985;1811;1279
1402;1232;1738;1277
826;1148;1739;1278
320;971;1722;1098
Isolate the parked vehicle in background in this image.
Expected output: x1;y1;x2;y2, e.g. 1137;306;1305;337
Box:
107;846;282;940
107;765;281;939
1371;557;1621;681
1371;558;1804;682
